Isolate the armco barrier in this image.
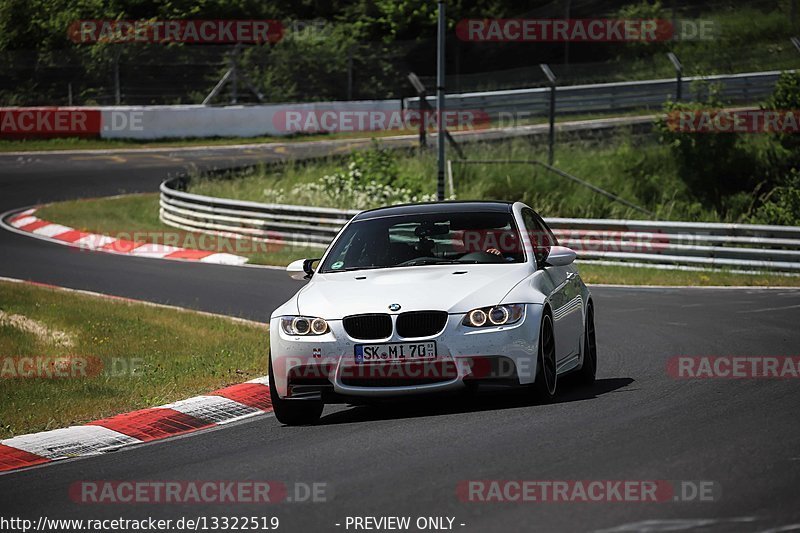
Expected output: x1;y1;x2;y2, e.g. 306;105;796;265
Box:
99;100;403;140
0;100;401;140
2;69;790;140
405;70;789;119
160;178;358;247
160;178;800;272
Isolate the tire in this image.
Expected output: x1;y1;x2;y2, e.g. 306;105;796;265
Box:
269;355;324;426
532;313;557;402
577;303;597;386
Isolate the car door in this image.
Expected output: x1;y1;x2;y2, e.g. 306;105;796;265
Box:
522;208;582;364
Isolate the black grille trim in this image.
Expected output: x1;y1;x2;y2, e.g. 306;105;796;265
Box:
340;360;458;387
396;311;448;338
343;313;392;340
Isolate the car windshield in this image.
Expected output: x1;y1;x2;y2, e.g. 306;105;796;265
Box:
318;210;525;273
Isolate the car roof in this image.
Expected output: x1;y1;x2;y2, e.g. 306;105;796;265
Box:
353;201;514;221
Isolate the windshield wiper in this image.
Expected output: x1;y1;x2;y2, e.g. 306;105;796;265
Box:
396;259;480;267
335;265;386;272
324;259;480;272
318;265;385;273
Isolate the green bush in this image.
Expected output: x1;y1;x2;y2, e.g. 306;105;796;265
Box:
656;83;757;206
763;71;800;154
749;169;800;226
261;142;435;209
615;0;668;58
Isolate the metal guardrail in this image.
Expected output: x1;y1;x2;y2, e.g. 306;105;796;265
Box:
159;178;359;248
405;70;791;119
160;178;800;272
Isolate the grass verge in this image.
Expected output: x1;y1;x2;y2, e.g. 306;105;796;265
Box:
0;280;269;439
35;194;318;266
578;263;800;287
183;134;721;221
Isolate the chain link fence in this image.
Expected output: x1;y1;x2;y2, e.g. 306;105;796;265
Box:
0;0;796;106
2;41;796;107
0;41;415;106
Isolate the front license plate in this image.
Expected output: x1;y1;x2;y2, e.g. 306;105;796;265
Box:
354;342;437;364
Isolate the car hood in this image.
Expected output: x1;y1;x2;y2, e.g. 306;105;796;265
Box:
295;264;531;319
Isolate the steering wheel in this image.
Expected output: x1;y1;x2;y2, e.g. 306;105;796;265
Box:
396;256;439;266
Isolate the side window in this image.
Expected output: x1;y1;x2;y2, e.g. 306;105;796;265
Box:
533;212;558;248
521;208;555;266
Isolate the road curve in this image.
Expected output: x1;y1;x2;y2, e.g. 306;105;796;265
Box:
1;143;799;533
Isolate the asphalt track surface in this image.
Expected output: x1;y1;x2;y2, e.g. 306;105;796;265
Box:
1;142;799;533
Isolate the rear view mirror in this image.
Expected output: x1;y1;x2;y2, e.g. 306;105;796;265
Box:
287;258;320;280
414;222;450;237
544;246;577;267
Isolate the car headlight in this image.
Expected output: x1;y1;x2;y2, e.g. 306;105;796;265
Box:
463;304;524;328
281;316;329;336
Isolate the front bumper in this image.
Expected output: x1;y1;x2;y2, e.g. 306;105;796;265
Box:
269;304;543;399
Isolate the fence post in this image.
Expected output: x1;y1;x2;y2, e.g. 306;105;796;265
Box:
230;45;239;104
113;49;121;105
408;73;427;149
667;52;683;101
563;0;571;74
436;0;446;202
540;64;557;166
347;46;354;100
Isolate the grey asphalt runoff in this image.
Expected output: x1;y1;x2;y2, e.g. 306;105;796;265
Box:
1;139;799;533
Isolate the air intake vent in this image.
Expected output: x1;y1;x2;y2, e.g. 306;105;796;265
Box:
343;314;392;340
396;311;448;338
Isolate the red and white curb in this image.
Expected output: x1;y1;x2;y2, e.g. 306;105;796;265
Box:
0;377;271;473
4;208;248;266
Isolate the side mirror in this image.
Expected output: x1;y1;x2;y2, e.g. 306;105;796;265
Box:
543;246;577;267
287;258;320;280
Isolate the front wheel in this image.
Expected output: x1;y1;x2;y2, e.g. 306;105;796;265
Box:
269;355;324;426
577;303;597;386
532;313;557;402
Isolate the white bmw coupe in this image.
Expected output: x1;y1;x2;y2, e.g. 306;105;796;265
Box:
269;201;596;425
